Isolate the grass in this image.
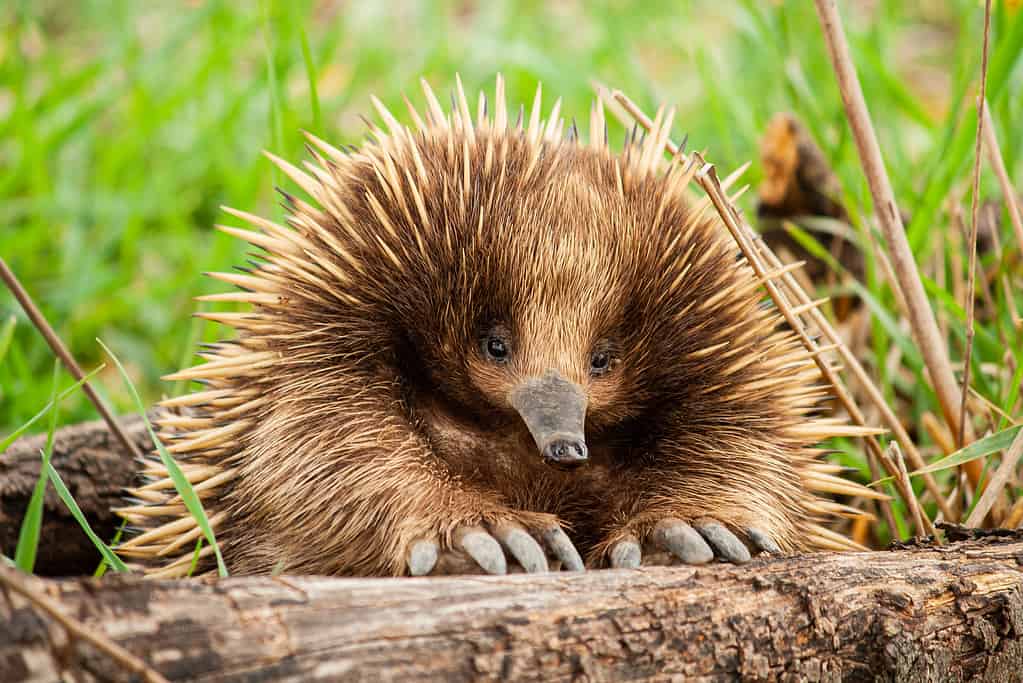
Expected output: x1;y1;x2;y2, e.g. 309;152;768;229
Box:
1;1;1021;552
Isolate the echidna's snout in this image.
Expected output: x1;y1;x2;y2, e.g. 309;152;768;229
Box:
508;370;589;468
542;437;588;467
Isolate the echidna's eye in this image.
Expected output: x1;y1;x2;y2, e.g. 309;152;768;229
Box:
484;336;510;363
590;350;611;376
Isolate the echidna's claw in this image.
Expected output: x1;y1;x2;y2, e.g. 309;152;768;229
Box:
695;521;751;564
455;526;507;575
492;524;548;573
409;519;581;576
542;526;584;571
609;536;642;568
653;518;713;565
746;527;781;554
407;539;439;576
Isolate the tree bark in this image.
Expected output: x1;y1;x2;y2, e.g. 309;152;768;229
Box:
2;533;1023;682
0;415;151;576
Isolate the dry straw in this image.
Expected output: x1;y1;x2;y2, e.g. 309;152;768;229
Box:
812;0;978;466
959;0;993;451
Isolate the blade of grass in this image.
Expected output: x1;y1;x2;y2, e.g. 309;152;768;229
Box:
262;0;284;194
45;457;130;573
960;0;993;448
94;519;128;578
0;315;15;361
187;537;205;578
298;23;321;133
905;424;1021;479
98;338;228;577
13;362;61;572
965;423;1023;526
0;364;106;453
1000;362;1023;430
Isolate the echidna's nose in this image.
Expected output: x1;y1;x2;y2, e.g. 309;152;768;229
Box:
508;369;589;469
541;436;588;467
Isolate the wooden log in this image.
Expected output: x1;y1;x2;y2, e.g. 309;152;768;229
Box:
0;415;151;576
3;533;1023;682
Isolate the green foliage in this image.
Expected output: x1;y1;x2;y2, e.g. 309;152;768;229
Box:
2;2;1019;434
13;361;60;572
910;424;1021;479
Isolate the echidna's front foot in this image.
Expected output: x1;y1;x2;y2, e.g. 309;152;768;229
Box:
607;518;780;568
407;521;584;576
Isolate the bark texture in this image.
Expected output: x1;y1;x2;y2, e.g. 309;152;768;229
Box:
0;415;150;576
3;534;1023;682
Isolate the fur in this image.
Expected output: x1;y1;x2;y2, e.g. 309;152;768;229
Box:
116;76;876;578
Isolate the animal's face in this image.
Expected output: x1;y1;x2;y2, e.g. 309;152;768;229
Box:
330;129;742;470
462;312;626;467
413;164;669;467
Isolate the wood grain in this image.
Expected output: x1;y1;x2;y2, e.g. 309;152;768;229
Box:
3;533;1023;681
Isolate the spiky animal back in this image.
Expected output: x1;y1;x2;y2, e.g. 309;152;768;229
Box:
115;76;877;578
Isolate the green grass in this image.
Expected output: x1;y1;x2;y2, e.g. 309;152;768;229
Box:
13;361;60;572
1;1;1021;546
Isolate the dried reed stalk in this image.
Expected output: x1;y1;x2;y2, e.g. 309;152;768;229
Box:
813;0;977;460
888;441;925;535
980;103;1023;330
0;258;143;460
960;0;993;450
981;102;1023;251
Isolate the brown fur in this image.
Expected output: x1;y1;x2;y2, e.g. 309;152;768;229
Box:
116;77;874;578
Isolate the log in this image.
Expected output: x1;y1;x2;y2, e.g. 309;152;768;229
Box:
0;415;151;576
3;533;1023;682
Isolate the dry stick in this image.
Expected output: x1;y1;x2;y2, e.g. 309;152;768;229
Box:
983;203;1023;331
608;91;937;534
762;249;948;528
961;0;993;450
952;208;1003;385
980;103;1023;330
965;424;1023;527
700;161;933;538
813;2;978;474
981;101;1023;251
889;441;926;535
922;412;956;457
0;565;170;683
0;258;142;460
934;226;949;341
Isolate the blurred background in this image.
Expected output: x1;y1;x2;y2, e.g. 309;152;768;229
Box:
1;0;1019;488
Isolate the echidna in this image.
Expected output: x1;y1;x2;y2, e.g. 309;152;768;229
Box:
115;76;878;578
